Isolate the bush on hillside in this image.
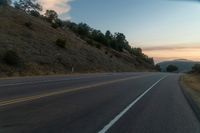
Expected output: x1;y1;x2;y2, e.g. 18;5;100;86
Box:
166;65;178;72
56;39;66;48
51;23;59;29
86;39;94;46
95;44;101;49
30;10;40;17
3;50;21;66
44;10;58;23
24;21;33;29
192;64;200;73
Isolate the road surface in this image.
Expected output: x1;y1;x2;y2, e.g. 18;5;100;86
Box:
0;72;199;133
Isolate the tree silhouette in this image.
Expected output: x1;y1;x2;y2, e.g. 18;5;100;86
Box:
167;65;178;72
45;10;58;23
77;23;91;36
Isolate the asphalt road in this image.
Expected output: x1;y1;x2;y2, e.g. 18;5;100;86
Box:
0;72;199;133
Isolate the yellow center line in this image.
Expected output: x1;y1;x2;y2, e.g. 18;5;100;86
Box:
0;74;155;107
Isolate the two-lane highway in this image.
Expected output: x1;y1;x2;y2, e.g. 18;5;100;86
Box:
0;73;199;133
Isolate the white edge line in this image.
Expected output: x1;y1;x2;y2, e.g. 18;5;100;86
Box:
98;75;168;133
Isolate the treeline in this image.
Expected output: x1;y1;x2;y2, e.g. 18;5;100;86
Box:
63;22;154;65
2;0;154;65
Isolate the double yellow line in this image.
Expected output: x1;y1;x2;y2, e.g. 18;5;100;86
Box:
0;74;153;107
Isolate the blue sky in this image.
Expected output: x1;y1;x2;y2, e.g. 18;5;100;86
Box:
69;0;200;46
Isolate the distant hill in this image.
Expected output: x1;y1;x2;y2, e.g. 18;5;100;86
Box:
158;59;200;73
0;6;155;77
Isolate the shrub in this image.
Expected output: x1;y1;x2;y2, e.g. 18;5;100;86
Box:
86;39;94;46
24;22;32;29
166;65;178;72
55;19;63;27
45;10;58;23
3;50;21;66
51;19;63;29
51;22;59;29
30;10;40;17
56;39;66;48
192;64;200;73
95;44;101;49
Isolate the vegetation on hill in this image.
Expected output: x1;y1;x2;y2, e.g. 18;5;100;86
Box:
158;59;199;73
166;65;178;72
64;22;154;65
192;64;200;73
0;0;155;77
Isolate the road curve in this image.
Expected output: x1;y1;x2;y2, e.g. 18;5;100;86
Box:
0;72;199;133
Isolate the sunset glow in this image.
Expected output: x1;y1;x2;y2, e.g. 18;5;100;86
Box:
38;0;73;19
143;46;200;63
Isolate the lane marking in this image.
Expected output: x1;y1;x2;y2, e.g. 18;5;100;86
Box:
0;76;108;87
98;75;168;133
0;74;155;107
0;73;143;87
0;78;83;87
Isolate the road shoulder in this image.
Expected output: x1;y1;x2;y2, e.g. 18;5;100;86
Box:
180;74;200;121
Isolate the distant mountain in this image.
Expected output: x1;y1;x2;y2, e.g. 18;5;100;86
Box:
158;59;200;73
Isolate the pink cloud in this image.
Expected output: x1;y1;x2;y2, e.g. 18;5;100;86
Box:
38;0;74;19
143;45;200;63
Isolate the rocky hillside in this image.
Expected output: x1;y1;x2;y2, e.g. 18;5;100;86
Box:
0;6;155;77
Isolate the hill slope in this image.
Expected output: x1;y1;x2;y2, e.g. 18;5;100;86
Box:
158;59;199;73
0;6;154;77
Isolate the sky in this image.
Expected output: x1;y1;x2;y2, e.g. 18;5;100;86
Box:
14;0;200;63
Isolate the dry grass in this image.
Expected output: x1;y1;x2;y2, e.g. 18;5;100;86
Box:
182;74;200;109
0;6;153;77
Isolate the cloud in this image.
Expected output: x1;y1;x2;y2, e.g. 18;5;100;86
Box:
38;0;74;20
143;45;200;51
142;45;200;63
